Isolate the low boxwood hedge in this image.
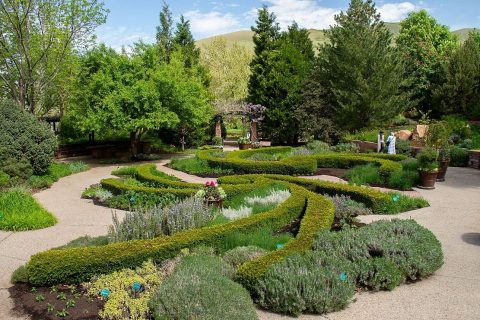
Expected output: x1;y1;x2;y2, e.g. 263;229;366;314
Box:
135;164;200;189
26;182;310;286
198;148;403;176
219;174;392;214
236;190;334;289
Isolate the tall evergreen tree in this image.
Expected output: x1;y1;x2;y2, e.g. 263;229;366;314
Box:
299;0;411;134
156;1;174;63
435;31;480;118
396;10;458;116
247;6;280;104
173;15;200;68
260;23;315;144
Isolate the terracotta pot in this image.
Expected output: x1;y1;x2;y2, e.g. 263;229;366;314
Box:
206;199;223;208
418;170;438;189
238;143;251;150
436;159;450;182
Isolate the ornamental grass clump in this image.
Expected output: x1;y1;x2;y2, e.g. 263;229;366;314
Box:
109;196;215;242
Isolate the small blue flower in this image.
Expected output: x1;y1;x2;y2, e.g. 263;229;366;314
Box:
276;243;285;249
100;288;110;298
392;194;401;202
339;272;347;282
132;282;142;292
129;197;136;204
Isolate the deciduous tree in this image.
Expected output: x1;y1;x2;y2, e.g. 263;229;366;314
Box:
0;0;107;115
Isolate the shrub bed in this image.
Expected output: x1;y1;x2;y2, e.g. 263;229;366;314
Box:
149;254;258;320
254;220;443;316
197;147;404;176
25;182;309;286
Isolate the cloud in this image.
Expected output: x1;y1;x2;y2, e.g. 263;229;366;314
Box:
184;10;241;38
257;0;340;30
96;26;153;52
377;2;417;22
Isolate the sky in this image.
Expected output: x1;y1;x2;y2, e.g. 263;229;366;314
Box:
95;0;480;51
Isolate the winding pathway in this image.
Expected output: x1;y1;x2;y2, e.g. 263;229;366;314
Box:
0;160;479;319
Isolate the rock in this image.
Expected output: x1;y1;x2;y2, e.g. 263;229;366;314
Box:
413;125;429;139
396;130;412;140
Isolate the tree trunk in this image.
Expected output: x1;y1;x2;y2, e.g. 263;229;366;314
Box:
130;131;139;159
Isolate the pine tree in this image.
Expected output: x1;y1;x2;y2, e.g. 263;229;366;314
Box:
247;6;280;104
260;23;314;144
173;15;200;68
435;31;480;118
301;0;411;133
156;1;173;63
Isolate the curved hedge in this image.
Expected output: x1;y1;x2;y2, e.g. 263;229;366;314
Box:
236;190;334;289
219;174;392;214
26;169;421;287
26;181;311;286
198;147;404;176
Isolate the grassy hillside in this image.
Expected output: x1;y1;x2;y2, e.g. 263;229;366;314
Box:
197;23;476;49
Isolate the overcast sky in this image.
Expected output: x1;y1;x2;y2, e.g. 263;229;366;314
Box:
95;0;480;51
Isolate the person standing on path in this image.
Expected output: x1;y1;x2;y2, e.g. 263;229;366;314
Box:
377;131;385;153
386;132;396;154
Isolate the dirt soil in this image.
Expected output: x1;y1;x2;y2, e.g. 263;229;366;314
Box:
9;283;103;320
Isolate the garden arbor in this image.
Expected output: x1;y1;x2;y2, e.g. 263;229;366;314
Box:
214;104;266;141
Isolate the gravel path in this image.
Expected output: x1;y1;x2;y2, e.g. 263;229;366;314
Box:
1;163;479;319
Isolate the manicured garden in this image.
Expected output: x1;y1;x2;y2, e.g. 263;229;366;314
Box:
4;0;480;318
8;160;436;319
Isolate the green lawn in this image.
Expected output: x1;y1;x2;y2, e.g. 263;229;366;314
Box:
0;188;56;231
29;161;89;189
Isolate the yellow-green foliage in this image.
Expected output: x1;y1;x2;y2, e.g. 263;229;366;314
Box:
84;260;162;320
135;164;200;189
26;172;423;287
197;147;403;176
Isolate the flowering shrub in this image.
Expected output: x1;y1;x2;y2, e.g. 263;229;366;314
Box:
195;181;226;201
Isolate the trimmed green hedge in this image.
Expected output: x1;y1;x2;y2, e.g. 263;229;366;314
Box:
26;182;309;286
101;178;197;198
219;174;392;214
135;164;200;189
236;190;334;289
198;148;403;176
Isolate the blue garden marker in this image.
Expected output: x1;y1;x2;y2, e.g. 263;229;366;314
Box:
132;282;142;292
339;272;347;282
100;288;110;298
392;194;401;202
276;243;285;249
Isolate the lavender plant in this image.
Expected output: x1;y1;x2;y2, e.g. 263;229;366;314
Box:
109;197;215;242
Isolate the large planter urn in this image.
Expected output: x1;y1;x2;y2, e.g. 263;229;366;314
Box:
436;159;450;182
418;170;438;189
238;143;251;150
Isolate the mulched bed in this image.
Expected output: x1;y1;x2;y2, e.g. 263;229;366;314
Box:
9;283;103;320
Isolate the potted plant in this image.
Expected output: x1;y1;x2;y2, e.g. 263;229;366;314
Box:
436;147;451;182
195;181;226;208
417;147;439;189
237;136;251;150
